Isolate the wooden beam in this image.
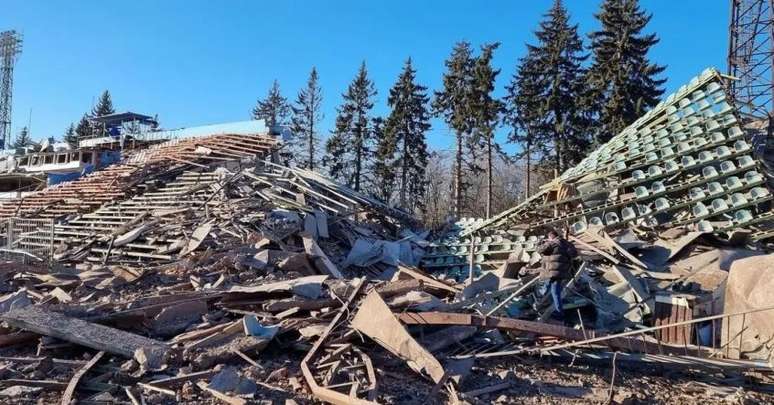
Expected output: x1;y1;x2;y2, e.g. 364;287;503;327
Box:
1;306;168;360
397;311;690;356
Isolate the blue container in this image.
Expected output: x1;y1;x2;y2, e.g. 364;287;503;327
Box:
697;322;713;346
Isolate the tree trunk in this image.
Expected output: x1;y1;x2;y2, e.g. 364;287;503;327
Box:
486;133;493;219
400;132;408;209
454;132;463;218
308;114;314;170
354;127;362;192
555;140;562;174
525;138;531;200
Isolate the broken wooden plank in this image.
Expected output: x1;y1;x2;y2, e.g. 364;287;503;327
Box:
351;291;445;383
392;266;459;296
300;279;376;405
302;232;343;278
1;306;168;363
137;382;177;397
375;279;423;299
462;382;512;397
263;297;339;312
196;381;246;405
0;331;38;348
61;351;105;405
0;379;68;390
224;275;328;300
569;236;620;264
180;221;214;256
149;369;217;387
397;311;691;356
124;386;142;405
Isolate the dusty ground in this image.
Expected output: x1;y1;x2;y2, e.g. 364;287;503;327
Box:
2;335;772;404
375;350;774;405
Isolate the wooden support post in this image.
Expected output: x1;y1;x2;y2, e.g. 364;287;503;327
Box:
48;218;55;263
467;237;475;286
726;314;731;358
738;313;746;358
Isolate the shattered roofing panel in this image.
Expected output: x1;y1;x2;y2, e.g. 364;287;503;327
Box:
465;67;773;239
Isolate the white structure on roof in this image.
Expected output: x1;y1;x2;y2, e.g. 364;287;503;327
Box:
79;119;272;148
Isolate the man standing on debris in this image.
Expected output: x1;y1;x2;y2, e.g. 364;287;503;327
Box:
537;229;578;321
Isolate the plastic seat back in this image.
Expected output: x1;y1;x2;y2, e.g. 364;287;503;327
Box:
711;198;729;212
725;176;743;190
730;193;748;207
692;202;709;217
604;212;620;225
715;146;731;158
720;160;736;174
655;197;670;211
737;155;755;168
698;151;714;163
751;186;771;200
681;155;697;167
689;187;706;200
733;139;750;152
707;182;724;195
734;210;753;223
697;220;714;232
702;166;718;178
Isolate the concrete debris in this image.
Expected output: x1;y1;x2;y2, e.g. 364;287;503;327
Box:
0;385;42;397
208;366;258;395
722;254;774;361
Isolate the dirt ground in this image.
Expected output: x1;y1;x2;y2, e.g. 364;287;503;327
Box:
2;335;772;405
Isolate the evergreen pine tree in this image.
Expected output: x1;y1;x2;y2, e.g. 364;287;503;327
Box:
252;80;290;128
505;0;590;177
432;42;476;218
13;126;31;148
323;62;377;192
372;117;395;202
470;43;504;219
92;90;115;117
290;68;323;169
382;58;431;211
504;58;544;199
63;123;78;146
75;115;93;140
585;0;666;144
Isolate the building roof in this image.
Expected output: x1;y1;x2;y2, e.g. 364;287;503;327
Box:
90;112;157;126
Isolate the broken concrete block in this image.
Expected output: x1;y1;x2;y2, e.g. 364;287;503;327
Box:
208;366;258;395
242;315;280;339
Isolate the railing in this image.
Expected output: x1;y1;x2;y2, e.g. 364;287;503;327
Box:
0;217;54;264
449;305;774;369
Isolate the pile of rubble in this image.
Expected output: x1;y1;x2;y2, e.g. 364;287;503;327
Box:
0;67;773;404
1;223;773;404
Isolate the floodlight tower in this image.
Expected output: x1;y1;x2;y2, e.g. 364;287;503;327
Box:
728;0;774;124
0;30;22;149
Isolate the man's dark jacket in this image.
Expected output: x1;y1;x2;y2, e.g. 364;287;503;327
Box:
536;237;578;280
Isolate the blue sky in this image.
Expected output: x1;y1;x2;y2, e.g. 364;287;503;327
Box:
2;1;727;153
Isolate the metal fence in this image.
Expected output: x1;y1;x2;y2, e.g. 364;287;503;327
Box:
0;217;54;263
